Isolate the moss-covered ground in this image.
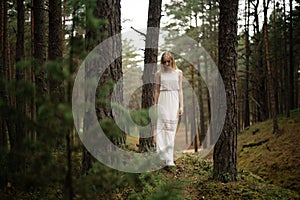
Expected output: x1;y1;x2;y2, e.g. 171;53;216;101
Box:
1;110;299;199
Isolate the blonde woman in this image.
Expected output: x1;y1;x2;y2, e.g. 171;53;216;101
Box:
154;51;183;167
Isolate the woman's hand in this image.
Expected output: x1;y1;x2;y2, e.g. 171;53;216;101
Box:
178;107;184;116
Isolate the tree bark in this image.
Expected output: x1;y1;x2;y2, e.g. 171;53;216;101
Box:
34;0;47;98
29;0;36;134
213;0;238;182
2;0;15;149
139;0;162;152
283;0;290;117
289;0;295;109
15;0;26;150
48;0;63;103
0;0;8;148
244;0;250;128
252;0;269;122
83;0;123;173
263;0;279;134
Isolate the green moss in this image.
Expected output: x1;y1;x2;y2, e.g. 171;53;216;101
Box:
238;109;300;193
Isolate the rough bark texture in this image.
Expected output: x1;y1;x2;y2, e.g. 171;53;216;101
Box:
244;0;250;128
48;0;63;103
0;0;8;148
252;0;268;122
263;0;279;134
139;0;162;152
283;0;290;117
15;0;26;149
1;1;15;149
34;0;47;98
82;0;123;173
289;0;295;110
213;0;238;182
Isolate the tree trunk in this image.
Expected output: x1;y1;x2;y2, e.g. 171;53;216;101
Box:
0;0;8;148
82;0;123;173
2;0;15;149
213;0;238;182
204;54;211;128
34;0;47;99
252;0;269;122
244;0;250;128
62;0;67;55
289;0;295;109
29;0;36;141
198;68;205;147
283;0;289;117
263;0;279;134
48;0;63;103
271;0;280;115
15;0;26;150
190;65;197;152
139;0;162;152
94;0;123;139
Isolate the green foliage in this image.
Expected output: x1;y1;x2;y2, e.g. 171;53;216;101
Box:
122;38;142;70
163;0;219;58
125;172;183;200
72;161;140;200
130;109;151;127
100;118;124;144
45;60;65;82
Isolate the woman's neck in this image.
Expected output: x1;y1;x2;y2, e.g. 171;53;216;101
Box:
163;66;174;72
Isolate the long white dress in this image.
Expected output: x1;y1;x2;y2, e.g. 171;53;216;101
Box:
156;69;180;166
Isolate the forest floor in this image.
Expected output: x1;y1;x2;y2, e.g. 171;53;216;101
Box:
1;109;299;199
122;109;300;199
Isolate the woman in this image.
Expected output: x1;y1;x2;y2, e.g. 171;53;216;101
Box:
154;51;183;167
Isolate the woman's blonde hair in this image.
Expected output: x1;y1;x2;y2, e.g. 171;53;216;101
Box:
160;51;177;71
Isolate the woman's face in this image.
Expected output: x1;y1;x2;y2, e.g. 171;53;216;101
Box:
162;56;172;68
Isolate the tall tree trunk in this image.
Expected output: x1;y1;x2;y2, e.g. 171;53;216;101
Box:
83;0;123;173
244;0;250;128
48;0;63;103
198;68;205;147
263;0;279;134
29;0;36;141
82;0;97;175
190;65;197;152
2;0;15;148
252;0;260;123
139;0;162;152
0;0;8;148
204;54;211;128
33;0;47;99
213;0;238;182
283;0;290;117
94;0;123;141
252;0;269;122
15;0;26;150
197;13;205;147
62;0;67;55
289;0;295;109
272;0;280;115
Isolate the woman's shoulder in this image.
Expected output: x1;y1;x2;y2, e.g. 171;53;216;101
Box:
176;69;183;75
155;70;162;77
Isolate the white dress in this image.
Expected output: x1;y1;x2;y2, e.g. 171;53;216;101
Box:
156;69;180;166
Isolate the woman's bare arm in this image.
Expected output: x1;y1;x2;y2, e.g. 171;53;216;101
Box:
154;71;161;106
178;70;184;116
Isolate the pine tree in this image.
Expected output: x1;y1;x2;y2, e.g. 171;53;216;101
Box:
139;0;162;152
213;0;239;182
263;0;279;134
